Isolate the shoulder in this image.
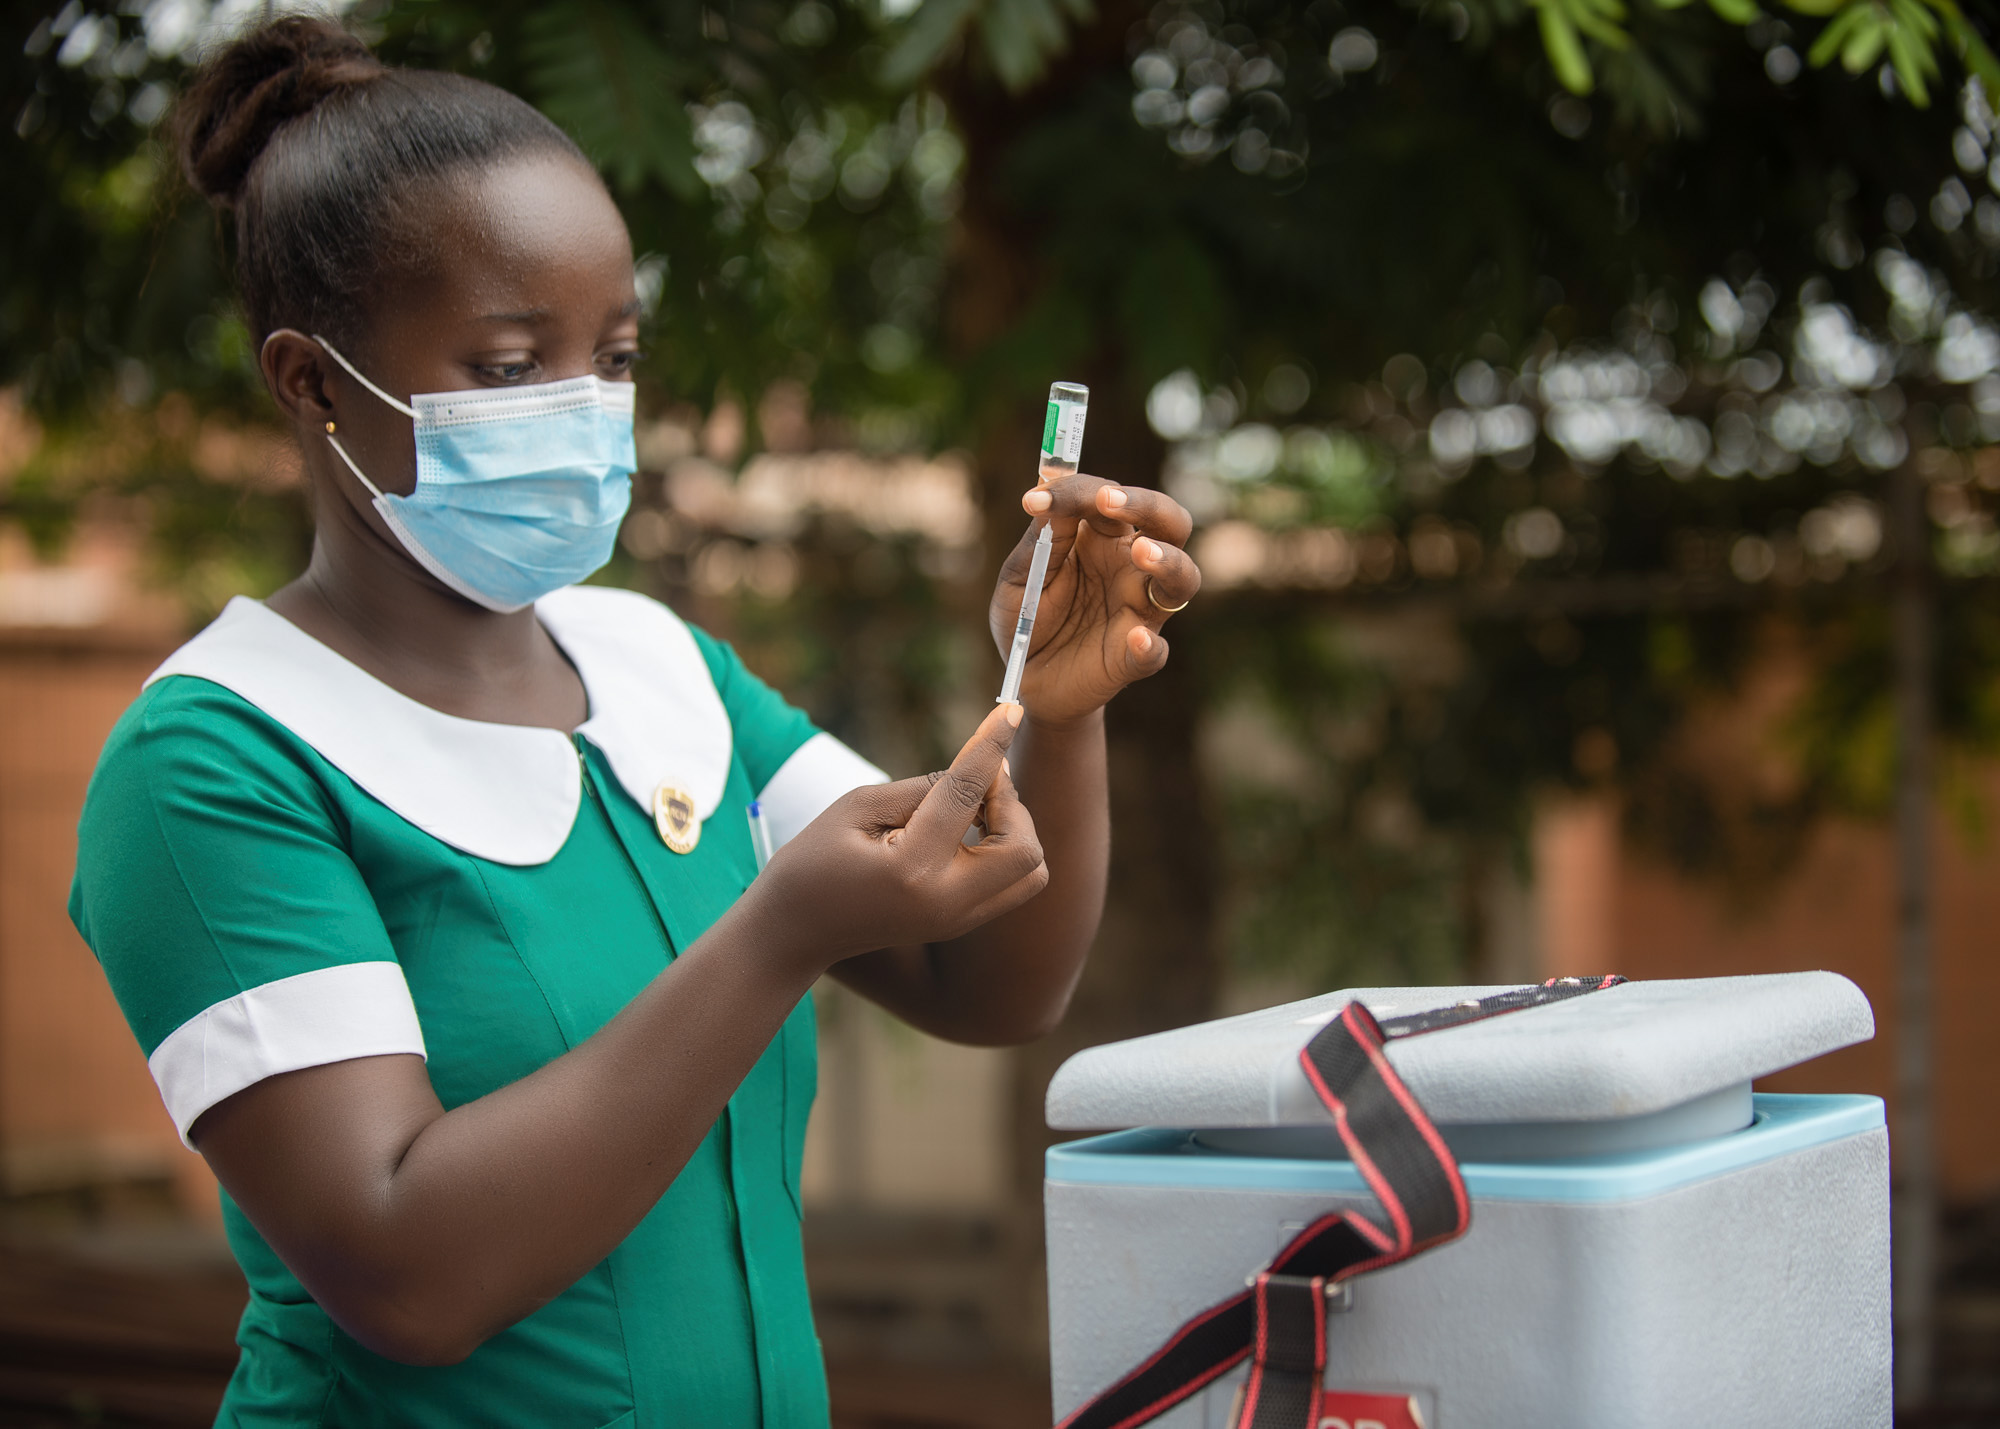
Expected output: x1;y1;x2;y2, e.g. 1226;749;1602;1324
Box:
92;669;329;810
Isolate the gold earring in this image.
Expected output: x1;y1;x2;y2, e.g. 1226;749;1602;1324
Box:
324;421;337;434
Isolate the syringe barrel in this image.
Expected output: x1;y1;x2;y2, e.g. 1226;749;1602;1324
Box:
997;631;1031;705
1039;382;1090;481
996;523;1055;704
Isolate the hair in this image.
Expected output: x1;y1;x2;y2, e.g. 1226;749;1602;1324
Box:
173;15;591;351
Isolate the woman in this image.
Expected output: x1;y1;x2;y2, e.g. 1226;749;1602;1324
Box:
68;16;1200;1427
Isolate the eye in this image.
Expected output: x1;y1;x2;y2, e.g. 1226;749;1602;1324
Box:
476;359;539;384
597;349;642;380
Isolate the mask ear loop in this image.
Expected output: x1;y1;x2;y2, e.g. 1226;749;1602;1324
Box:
313;335;418;417
311;335;417;501
321;427;388;501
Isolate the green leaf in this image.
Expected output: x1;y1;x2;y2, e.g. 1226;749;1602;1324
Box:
1783;0;1851;16
521;1;700;200
1887;0;1939;40
1562;0;1634;48
977;0;1046;89
1841;11;1889;71
884;0;1083;94
1708;0;1761;25
1598;43;1699;134
1886;23;1933;102
1000;0;1069;56
879;0;981;89
1942;7;2000;107
976;5;1037;87
1536;2;1598;91
1806;2;1871;64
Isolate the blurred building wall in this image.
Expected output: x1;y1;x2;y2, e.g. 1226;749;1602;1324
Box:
802;984;1007;1213
1538;789;2000;1199
0;626;217;1222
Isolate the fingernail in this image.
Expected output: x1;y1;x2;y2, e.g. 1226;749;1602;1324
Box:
1004;702;1024;727
1102;488;1128;509
1136;537;1161;563
1023;490;1052;513
1135;628;1154;653
1002;758;1013;779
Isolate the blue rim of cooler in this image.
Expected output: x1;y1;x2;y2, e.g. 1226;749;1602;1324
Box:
1045;1093;1884;1204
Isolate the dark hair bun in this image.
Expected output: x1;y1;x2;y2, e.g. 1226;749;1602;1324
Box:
175;15;384;206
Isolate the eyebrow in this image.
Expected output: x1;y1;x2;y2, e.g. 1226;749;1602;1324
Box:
474;300;641;324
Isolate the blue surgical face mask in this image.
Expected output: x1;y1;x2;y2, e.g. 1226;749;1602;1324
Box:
315;336;636;613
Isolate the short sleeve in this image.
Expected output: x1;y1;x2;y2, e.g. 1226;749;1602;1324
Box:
686;627;890;849
68;680;425;1144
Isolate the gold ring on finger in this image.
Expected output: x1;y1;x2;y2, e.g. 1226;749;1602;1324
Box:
1146;579;1190;614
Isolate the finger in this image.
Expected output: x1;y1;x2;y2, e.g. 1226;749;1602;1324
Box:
955;861;1052;931
1129;536;1201;611
1123;621;1172;681
1022;473;1132;542
949;774;1049;912
839;774;937;834
1097;485;1194;548
967;757;1038;863
906;703;1023;850
994;515;1047;590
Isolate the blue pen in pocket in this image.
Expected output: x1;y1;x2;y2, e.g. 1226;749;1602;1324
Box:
746;800;776;872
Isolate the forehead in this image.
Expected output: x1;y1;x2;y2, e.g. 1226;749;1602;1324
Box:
382;153;634;316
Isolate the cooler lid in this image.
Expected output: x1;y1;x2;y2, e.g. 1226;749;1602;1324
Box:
1044;972;1873;1130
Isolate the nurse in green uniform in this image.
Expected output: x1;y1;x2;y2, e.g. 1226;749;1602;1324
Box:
68;16;1201;1429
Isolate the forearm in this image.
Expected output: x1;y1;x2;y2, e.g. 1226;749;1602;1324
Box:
200;890;819;1363
833;708;1108;1043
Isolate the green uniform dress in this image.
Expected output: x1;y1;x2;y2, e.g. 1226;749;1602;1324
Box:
67;586;887;1428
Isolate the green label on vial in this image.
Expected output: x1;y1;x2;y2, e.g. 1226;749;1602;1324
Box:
1041;401;1060;456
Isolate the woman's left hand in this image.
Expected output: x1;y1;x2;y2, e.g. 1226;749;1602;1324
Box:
989;473;1201;726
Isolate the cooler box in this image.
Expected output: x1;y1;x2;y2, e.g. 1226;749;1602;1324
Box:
1044;973;1888;1429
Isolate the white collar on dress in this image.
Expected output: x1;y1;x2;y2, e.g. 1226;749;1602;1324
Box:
144;587;732;866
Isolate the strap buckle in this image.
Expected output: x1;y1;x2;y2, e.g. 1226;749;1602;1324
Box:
1245;1270;1355;1312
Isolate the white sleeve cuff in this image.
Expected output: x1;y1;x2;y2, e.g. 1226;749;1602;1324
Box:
756;732;891;849
148;961;427;1146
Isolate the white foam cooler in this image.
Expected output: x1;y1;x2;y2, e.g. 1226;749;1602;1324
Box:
1044;973;1889;1429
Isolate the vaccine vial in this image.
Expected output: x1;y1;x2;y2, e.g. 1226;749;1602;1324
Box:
1039;382;1089;481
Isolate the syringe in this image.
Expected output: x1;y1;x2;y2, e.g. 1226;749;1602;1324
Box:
999;381;1088;704
997;523;1053;705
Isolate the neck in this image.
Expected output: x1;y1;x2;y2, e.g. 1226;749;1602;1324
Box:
263;466;582;729
303;531;546;679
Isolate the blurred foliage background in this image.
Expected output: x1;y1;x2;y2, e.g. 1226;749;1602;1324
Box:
7;0;2000;1407
9;0;2000;997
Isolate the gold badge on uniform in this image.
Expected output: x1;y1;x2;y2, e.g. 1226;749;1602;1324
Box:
652;782;700;854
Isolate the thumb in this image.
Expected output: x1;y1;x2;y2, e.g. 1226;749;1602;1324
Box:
905;703;1024;850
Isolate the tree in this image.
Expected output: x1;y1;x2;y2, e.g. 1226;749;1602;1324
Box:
8;0;1999;1405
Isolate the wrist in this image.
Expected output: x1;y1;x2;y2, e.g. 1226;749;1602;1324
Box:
1022;704;1107;741
721;875;836;987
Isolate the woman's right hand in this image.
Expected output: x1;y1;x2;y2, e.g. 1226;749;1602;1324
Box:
746;703;1049;968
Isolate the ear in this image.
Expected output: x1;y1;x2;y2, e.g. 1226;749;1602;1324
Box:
261;330;336;430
